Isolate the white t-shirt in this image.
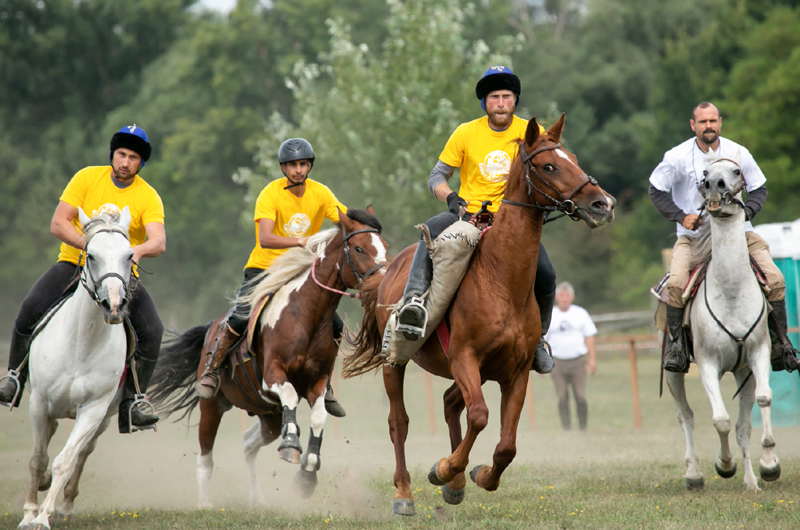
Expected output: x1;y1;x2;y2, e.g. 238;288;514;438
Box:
545;305;597;361
648;137;766;238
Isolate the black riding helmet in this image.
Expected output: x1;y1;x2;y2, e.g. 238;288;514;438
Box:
279;138;315;189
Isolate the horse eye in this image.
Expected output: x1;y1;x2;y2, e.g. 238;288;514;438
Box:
354;246;364;254
544;164;555;172
734;169;741;176
702;170;708;176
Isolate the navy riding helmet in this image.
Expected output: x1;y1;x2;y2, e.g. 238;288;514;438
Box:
109;125;152;170
475;66;521;111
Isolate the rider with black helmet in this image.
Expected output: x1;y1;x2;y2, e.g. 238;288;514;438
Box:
195;138;349;417
0;125;166;433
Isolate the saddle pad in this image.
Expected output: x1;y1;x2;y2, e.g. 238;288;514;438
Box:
381;221;481;366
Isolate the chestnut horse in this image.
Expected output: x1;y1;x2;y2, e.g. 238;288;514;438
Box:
149;207;388;507
343;115;615;516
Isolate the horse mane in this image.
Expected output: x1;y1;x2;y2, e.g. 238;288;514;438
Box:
341;272;385;378
83;212;129;242
690;220;712;268
345;208;383;233
236;228;339;318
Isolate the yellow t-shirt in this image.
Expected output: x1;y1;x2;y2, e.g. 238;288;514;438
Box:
244;178;347;270
439;115;543;213
58;166;165;269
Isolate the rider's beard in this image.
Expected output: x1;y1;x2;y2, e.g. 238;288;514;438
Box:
698;129;719;146
488;110;513;129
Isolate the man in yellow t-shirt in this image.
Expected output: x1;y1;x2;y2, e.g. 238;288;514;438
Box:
0;125;167;433
396;66;556;374
195;138;348;417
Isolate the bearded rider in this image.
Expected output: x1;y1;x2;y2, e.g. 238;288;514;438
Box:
194;138;349;417
649;101;800;373
395;65;556;374
0;125;166;433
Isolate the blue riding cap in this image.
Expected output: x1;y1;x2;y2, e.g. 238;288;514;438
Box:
476;66;521;111
109;124;152;170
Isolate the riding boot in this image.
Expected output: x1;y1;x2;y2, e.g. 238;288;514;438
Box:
531;290;555;374
576;400;588;431
663;304;689;373
324;381;346;418
396;241;433;341
768;299;800;372
119;356;159;434
196;324;240;400
558;400;571;431
0;328;32;408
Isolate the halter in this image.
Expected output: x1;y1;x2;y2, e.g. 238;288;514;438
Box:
79;227;132;305
501;142;599;222
698;158;747;213
310;227;385;300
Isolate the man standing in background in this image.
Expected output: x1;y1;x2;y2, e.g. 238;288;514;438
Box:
546;282;597;431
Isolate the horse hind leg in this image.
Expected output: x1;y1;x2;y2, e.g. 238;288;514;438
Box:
383;364;414;516
666;371;703;490
56;417;111;520
293;381;328;499
197;395;228;509
21;399;56;528
243;413;282;506
441;383;466;505
733;368;758;490
751;344;780;483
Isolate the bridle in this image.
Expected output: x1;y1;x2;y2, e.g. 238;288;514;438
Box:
310;227;385;300
501;142;599;222
79;227;132;305
698;158;747;214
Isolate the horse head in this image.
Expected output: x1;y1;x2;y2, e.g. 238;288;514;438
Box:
78;206;134;324
335;205;389;289
506;113;615;228
702;148;746;218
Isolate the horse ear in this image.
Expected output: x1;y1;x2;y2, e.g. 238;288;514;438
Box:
365;204;376;216
525;117;541;146
547;113;566;143
78;207;91;228
706;147;719;163
118;205;132;232
338;207;354;231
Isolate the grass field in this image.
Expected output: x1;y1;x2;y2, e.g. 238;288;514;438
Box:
2;353;800;529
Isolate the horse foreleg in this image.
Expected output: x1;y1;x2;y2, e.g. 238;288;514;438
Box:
30;403;107;529
293;380;328;499
21;397;56;528
431;351;487;487
243;413;281;506
440;383;466;505
733;368;758;490
471;372;528;492
56;416;111;519
263;368;303;464
750;343;780;483
197;396;227;509
697;361;736;482
383;364;414;516
666;371;703;489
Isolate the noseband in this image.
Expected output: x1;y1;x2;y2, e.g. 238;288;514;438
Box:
79;228;131;305
501;142;599;222
311;227;385;300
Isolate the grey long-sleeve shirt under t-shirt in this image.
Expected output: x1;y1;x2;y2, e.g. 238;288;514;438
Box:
649;184;767;224
428;160;457;196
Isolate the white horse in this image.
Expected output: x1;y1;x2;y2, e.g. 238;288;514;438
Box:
19;207;134;530
667;149;779;492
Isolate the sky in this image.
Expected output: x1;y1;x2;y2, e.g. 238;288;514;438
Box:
197;0;236;13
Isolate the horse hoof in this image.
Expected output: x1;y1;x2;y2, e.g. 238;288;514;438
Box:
393;498;415;516
685;476;704;490
469;465;486;485
760;462;781;482
442;484;465;505
715;460;737;479
38;469;52;492
279;447;302;464
427;463;445;486
293;469;318;499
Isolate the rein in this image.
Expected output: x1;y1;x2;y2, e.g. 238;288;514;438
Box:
702;280;766;372
79;227;132;305
501;142;598;222
310;227;385;300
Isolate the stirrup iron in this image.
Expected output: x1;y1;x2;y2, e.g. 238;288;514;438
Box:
396;297;429;340
0;370;22;411
127;394;158;433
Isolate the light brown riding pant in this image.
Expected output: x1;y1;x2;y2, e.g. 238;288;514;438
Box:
666;231;785;308
552;355;588;404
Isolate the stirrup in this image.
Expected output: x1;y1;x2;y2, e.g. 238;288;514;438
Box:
396;297;429;340
127;394;158;433
0;370;22;411
196;370;221;400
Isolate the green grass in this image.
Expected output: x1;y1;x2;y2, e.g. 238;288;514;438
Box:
2;355;800;529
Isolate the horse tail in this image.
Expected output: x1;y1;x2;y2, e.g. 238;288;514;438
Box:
342;274;386;378
149;322;210;422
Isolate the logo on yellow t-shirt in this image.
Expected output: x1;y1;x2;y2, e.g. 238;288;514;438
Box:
479;150;511;183
93;203;122;219
284;213;311;237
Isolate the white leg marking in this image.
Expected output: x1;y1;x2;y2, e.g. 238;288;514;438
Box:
243;423;266;505
309;393;327;438
197;452;214;509
267;382;299;434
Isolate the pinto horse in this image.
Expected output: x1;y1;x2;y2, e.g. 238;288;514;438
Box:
149;207;388;506
343;115;615;516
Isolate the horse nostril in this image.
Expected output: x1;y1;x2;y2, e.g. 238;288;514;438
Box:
101;299;111;312
590;200;607;213
704;180;710;188
717;181;725;189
